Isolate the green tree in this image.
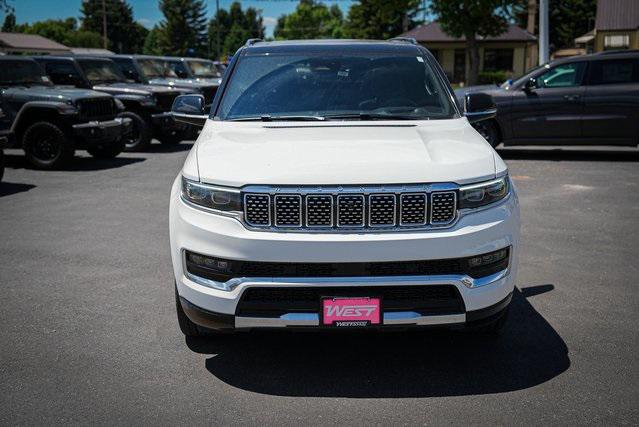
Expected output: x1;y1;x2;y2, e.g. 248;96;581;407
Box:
516;0;596;51
2;11;16;32
81;0;146;53
344;0;420;40
13;18;102;48
430;0;517;85
158;0;208;57
274;0;344;40
143;25;164;55
208;2;264;59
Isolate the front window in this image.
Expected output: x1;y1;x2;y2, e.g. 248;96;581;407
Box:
218;52;457;121
0;60;52;86
483;48;514;72
536;62;586;88
137;59;176;79
77;60;126;84
186;60;222;78
604;34;630;50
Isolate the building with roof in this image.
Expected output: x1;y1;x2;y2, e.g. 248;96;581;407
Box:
401;21;537;84
583;0;639;52
0;32;71;55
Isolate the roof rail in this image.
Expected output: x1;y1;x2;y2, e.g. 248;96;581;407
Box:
245;38;263;46
595;49;639;56
389;37;417;45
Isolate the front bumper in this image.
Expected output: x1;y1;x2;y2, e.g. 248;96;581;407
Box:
72;117;132;145
169;176;520;330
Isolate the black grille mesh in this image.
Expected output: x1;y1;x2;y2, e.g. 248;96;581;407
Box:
431;192;457;224
275;195;301;227
78;98;114;120
400;193;427;225
306;195;333;227
244;194;270;226
337;195;365;227
369;194;395;226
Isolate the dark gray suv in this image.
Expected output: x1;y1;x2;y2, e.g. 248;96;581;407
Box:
456;51;639;147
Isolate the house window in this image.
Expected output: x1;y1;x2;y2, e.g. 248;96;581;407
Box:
604;35;630;50
483;48;514;72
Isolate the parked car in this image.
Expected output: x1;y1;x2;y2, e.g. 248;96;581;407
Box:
0;135;6;181
33;56;189;151
106;55;219;107
0;56;131;169
169;39;519;337
161;56;225;84
455;51;639;147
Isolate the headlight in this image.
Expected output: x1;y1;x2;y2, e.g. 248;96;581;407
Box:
181;177;242;213
459;175;509;209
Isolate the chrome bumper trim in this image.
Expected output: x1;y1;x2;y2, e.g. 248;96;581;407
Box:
234;312;466;328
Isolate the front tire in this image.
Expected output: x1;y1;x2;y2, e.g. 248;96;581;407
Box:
118;111;152;152
158;130;183;145
22;121;75;170
87;139;126;159
473;120;500;148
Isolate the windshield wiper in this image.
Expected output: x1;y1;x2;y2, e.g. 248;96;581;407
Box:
229;115;326;122
324;113;426;121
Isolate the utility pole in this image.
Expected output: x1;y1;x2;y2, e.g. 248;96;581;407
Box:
102;0;107;50
539;0;549;64
216;0;220;60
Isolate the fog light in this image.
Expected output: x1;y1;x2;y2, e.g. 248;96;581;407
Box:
467;248;508;268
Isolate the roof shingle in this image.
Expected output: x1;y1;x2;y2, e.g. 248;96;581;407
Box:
401;22;536;43
595;0;639;30
0;32;70;52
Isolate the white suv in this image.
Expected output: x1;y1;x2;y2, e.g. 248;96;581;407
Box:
169;39;519;337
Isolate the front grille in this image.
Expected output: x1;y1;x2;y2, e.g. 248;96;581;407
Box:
243;187;458;231
236;285;465;317
155;92;178;111
77;98;114;120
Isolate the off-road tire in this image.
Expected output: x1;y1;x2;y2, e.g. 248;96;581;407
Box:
22;121;75;170
87;139;126;159
118;111;152;152
158;130;184;145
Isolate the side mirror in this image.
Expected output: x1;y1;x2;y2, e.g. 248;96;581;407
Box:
524;77;537;93
464;92;497;123
171;94;208;128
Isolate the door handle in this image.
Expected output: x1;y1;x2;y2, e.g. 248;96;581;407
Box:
563;95;580;102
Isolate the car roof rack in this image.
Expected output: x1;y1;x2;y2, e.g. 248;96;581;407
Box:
388;37;417;45
245;38;263;46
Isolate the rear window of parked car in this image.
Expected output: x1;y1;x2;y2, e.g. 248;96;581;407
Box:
588;59;639;85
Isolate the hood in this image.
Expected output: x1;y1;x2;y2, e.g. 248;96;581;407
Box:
2;86;112;103
148;78;217;89
92;82;174;96
194;118;497;187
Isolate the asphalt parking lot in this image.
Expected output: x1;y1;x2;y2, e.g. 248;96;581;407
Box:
1;143;638;425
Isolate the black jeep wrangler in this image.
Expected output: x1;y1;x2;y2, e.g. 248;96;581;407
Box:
34;56;189;151
0;135;6;181
0;56;131;170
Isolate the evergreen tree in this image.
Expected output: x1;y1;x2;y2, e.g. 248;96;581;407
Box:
274;0;344;40
158;0;208;57
81;0;146;53
2;11;16;32
208;2;264;59
344;0;420;40
143;25;164;55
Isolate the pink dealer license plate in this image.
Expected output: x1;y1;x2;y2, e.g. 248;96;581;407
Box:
321;297;382;327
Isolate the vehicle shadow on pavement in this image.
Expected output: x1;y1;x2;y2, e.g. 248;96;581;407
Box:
3;151;145;172
497;147;639;162
138;141;194;153
0;182;36;197
187;284;569;398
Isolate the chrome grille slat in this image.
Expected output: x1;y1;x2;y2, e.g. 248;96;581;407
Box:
243;187;458;231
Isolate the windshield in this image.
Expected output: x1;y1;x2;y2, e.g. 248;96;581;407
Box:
218;53;457;121
0;60;52;86
138;58;176;78
77;60;126;84
186;60;222;78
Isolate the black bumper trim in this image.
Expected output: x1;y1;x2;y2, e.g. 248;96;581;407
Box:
180;297;235;330
72;118;132;144
465;292;512;324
